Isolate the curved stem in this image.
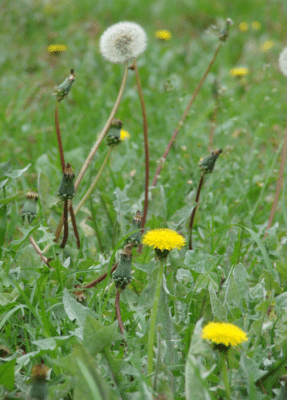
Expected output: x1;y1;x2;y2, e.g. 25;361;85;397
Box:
152;42;222;187
188;173;205;250
264;120;287;238
74;63;129;191
147;259;165;379
55;103;65;174
134;60;149;230
69;204;80;249
82;262;118;289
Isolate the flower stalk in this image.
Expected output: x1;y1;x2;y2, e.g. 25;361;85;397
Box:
147;259;165;378
133;60;149;230
151;42;223;187
219;351;231;400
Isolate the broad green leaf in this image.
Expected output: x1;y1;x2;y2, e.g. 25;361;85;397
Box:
209;283;227;319
5;163;31;178
63;288;95;328
0;359;16;391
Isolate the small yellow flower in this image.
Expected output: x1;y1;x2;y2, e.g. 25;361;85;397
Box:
155;30;172;41
142;228;186;251
260;40;274;52
239;22;248;32
120;129;130;140
47;44;67;53
251;21;261;30
229;67;249;77
202;322;248;347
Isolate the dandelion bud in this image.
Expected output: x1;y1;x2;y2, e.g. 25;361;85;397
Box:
58;163;75;200
219;18;233;42
125;210;142;246
54;69;75;102
199;149;222;174
107;118;123;146
30;363;49;400
21;191;38;224
113;243;133;290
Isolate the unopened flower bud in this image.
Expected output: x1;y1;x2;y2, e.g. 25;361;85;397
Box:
21;191;38;223
54;69;75;102
58;163;75;200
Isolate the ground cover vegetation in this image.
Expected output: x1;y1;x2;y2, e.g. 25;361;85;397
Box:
1;0;287;399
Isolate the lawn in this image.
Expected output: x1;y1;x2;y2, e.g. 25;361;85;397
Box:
1;0;287;399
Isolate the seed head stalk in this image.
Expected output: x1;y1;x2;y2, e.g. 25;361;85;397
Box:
133;60;149;230
54;64;128;243
152;42;222;187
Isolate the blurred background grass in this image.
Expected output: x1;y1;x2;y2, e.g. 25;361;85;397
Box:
1;0;287;239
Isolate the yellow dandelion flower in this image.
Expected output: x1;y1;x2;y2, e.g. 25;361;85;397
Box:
239;22;248;32
229;67;249;77
260;40;274;52
47;44;67;53
120;129;130;140
142;228;186;251
155;30;172;41
202;322;248;347
251;21;261;30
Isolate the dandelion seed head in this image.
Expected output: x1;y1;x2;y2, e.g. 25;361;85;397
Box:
100;21;147;64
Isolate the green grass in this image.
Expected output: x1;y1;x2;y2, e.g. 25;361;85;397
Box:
1;0;287;399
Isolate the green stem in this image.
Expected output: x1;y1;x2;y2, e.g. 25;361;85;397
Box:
147;259;165;379
220;352;231;400
74;147;113;216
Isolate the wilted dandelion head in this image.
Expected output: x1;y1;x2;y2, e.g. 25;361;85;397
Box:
142;228;186;252
260;40;274;52
230;67;249;77
100;21;147;64
202;322;248;347
279;47;287;76
155;30;172;41
120;129;130;140
239;22;248;32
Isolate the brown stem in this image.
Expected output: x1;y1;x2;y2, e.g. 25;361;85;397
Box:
208;100;219;152
115;289;124;335
82;263;118;289
55;103;65;174
60;200;68;248
152;42;222;187
188;173;205;250
29;236;50;267
134;60;149;230
69;204;80;249
264;121;287;238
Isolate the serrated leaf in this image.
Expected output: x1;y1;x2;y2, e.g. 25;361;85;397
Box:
209;283;227;319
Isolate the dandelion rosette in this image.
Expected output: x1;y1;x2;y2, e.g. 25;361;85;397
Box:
142;228;186;258
202;322;248;347
155;30;172;41
100;21;147;64
279;47;287;76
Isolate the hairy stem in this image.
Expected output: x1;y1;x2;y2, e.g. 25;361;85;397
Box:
115;289;124;335
152;42;222;187
82;263;118;289
69;204;80;249
60;200;68;248
55;103;65;174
